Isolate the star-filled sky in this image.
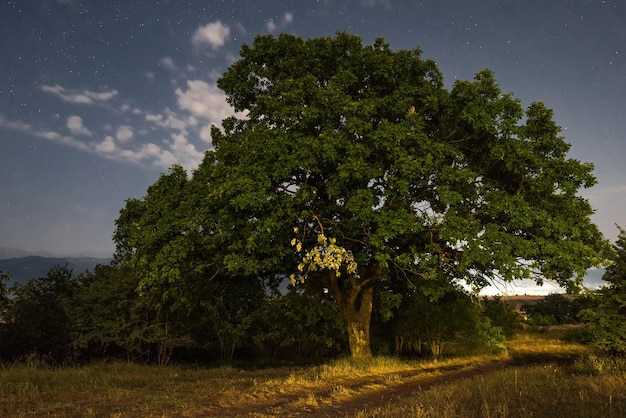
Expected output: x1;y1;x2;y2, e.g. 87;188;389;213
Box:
1;0;624;264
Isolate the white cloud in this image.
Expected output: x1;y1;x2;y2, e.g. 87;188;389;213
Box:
95;136;117;153
116;125;133;142
144;109;191;134
120;142;177;169
39;131;61;140
67;115;92;136
155;149;177;168
169;133;204;170
91;133;201;170
175;80;235;127
199;124;213;142
192;21;230;49
41;84;118;104
145;113;162;124
140;143;163;158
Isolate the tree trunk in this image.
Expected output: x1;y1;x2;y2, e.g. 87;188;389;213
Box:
336;285;374;359
317;265;379;359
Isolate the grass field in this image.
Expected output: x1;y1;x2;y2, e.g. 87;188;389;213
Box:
1;329;625;417
355;330;626;418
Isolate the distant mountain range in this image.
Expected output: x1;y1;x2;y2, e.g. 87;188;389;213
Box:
0;248;112;285
0;247;112;260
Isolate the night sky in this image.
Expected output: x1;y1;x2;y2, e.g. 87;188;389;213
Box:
1;1;624;280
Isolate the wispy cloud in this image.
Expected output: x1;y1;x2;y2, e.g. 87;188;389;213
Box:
192;21;230;50
144;109;195;134
4;69;240;172
0;109;195;170
66;115;92;136
0;117;32;132
266;12;294;34
93;134;198;170
159;56;178;72
41;84;118;105
0;115;88;151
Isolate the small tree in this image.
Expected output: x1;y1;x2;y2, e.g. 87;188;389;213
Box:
0;266;77;363
71;264;192;365
378;280;503;358
521;293;594;326
481;296;520;339
0;271;9;318
250;286;347;362
580;226;626;354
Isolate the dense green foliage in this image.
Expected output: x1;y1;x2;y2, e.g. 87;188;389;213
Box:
249;286;347;361
0;265;503;364
580;227;626;354
521;293;596;327
0;266;77;363
481;296;521;339
0;265;341;365
371;281;511;357
112;33;607;358
0;271;9;317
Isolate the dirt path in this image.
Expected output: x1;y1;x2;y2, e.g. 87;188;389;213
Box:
201;359;513;417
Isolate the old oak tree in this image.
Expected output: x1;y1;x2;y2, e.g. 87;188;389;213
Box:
115;33;608;359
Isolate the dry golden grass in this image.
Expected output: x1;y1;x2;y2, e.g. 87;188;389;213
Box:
0;330;620;417
353;361;626;418
0;355;502;417
506;326;591;362
352;330;626;418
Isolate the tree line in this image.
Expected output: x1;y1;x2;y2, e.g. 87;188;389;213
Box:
0;264;522;365
1;227;625;365
2;233;626;365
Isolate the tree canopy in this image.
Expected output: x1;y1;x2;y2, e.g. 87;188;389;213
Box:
115;33;609;358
